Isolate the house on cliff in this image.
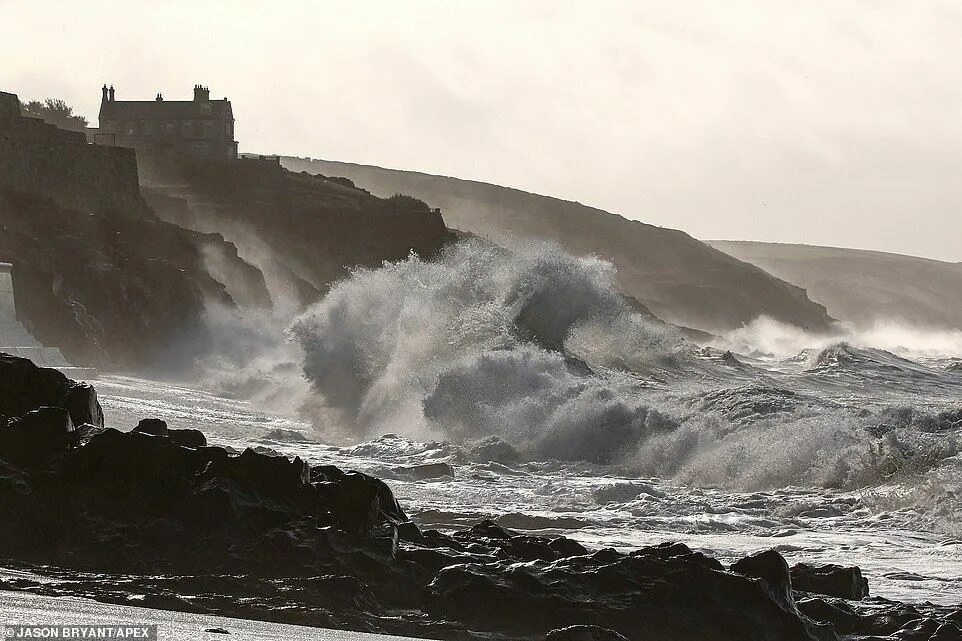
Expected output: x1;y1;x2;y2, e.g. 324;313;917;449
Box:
96;84;238;174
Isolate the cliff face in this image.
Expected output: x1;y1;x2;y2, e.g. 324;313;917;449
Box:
709;241;962;330
0;92;455;369
143;161;454;306
0;188;239;369
0;93;266;369
282;158;834;334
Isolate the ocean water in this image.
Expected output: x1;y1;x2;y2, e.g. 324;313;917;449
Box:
4;239;960;628
93;365;961;607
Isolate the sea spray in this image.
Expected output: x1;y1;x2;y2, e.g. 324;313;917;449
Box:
290;239;683;455
282;239;961;525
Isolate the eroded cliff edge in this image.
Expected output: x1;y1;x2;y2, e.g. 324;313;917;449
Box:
0;93;452;370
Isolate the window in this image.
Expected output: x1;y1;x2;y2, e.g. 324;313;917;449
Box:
125;121;138;135
200;103;212;116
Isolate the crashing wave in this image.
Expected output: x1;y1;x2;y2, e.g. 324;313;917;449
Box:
290;239;685;462
284;239;961;519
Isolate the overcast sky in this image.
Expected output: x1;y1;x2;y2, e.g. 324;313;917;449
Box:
3;1;961;261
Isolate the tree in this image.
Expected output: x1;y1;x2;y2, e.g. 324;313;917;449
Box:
19;98;89;132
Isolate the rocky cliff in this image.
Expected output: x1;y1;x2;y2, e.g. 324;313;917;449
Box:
0;187;251;369
282;157;834;334
0;92;455;370
143;160;454;307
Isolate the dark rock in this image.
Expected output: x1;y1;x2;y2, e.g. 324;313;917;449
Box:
931;622;962;640
797;597;862;634
392;462;455;480
791;563;869;600
311;464;345;482
545;625;629;641
732;549;796;614
548;537;589;558
396;520;424;543
0;353;73;418
797;596;938;637
0;353;102;429
204;629;230;635
315;470;408;536
893;617;942;640
225;447;310;496
630;541;724;571
0;366;947;641
427;542;833;641
64;383;104;428
0;406;73;466
169;428;207;448
133;418;169;437
465;519;516;540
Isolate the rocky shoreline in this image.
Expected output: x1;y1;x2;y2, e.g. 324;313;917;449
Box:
0;354;959;641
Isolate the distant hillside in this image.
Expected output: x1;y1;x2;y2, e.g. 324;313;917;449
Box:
281;157;832;333
708;241;962;330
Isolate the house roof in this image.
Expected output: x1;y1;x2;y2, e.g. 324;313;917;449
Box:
99;99;233;121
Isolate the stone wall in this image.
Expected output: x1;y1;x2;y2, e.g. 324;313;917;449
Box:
0;92;149;218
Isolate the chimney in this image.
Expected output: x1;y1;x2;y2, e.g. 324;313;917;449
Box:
108;85;115;101
156;92;164;101
193;84;210;101
102;84;108;103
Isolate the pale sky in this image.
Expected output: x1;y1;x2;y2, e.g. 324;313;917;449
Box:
3;1;962;261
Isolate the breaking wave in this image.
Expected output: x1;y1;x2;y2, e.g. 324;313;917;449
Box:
288;240;961;525
290;239;682;462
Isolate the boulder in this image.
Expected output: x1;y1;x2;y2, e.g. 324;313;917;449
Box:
791;563;869;600
0;406;74;466
732;549;796;613
314;470;408;536
131;420;205;448
427;542;833;641
134;418;169;437
392;462;455;480
465;519;516;540
64;383;104;428
0;353;102;428
0;353;72;418
225;447;310;497
796;595;960;639
169;428;206;448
